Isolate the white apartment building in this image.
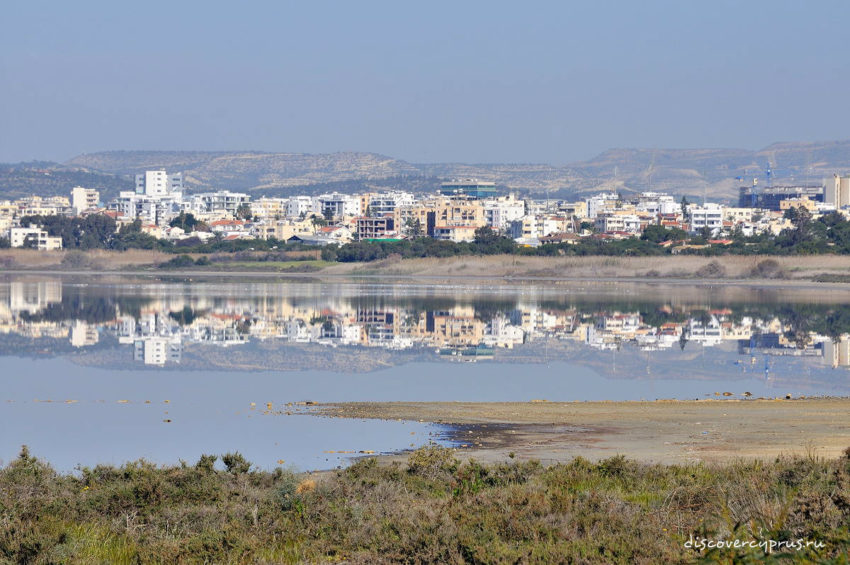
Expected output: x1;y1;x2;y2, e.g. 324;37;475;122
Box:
688;203;724;235
594;213;641;234
187;191;251;216
366;191;416;216
585;193;620;218
135;170;183;197
10;227;63;250
286;196;316;218
483;194;525;231
317;192;360;218
111;170;185;225
70;187;100;214
635;192;677;215
508;214;567;239
113;194;179;225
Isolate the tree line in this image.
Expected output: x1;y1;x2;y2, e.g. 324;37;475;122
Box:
11;207;850;258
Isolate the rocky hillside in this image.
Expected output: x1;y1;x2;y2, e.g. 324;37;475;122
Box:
6;140;850;202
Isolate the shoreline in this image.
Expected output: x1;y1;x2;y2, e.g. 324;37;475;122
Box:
4;268;850;290
313;398;850;465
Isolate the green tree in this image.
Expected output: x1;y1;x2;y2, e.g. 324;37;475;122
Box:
236;203;252;220
170;212;200;232
404;217;423;238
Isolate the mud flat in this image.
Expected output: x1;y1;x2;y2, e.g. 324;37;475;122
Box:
315;398;850;465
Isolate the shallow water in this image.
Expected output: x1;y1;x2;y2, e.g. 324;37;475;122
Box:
2;275;849;471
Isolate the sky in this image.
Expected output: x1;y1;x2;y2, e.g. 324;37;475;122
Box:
2;0;850;165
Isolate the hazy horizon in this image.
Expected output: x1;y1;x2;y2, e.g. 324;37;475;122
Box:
3;1;850;165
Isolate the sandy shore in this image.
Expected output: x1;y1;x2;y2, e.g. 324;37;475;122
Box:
314;399;850;465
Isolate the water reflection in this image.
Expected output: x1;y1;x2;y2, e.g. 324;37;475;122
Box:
3;278;850;374
3;276;850;471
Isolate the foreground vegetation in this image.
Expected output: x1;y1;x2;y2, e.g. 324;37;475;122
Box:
2;446;849;564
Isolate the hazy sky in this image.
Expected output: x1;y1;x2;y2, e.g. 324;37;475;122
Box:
2;0;849;164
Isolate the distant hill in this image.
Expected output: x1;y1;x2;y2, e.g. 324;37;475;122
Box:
0;162;132;201
6;141;850;203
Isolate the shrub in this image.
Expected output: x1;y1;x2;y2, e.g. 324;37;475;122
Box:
159;254;196;269
407;445;458;479
221;452;251;474
750;258;786;279
694;260;727;279
195;454;217;473
60;250;92;269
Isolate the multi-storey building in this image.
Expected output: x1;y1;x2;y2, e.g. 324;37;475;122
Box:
135;170;183;197
483;194;525;231
10;227;63;250
825;174;850;209
365;191;416;216
316;192;361;219
356;216;396;240
70;187;100;214
688;203;724;235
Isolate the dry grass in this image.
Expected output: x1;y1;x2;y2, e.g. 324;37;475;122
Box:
0;249;171;270
5;249;850;282
322;254;850;280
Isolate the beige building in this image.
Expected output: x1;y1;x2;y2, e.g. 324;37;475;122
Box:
16;196;71;217
70;187;100;214
779;196;818;213
254;218;316;241
251;197;289;221
396;198;486;241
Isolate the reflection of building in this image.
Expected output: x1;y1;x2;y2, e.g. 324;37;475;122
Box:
70;320;98;347
8;281;62;314
6;279;850;374
134;336;182;365
822;335;850;368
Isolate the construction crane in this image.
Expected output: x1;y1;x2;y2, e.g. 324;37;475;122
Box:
736;162;789;207
735;175;759;207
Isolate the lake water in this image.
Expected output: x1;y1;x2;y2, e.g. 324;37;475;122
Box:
2;274;850;471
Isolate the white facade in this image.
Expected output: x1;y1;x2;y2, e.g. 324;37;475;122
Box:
70;187;99;214
286;196;316;218
135;170;183;197
635;192;676;215
367;191;416;216
317;192;360;218
594;213;641;234
10;227;63;250
585;193;620;218
689;203;724;235
188;191;251;216
483;195;525;231
113;192;181;225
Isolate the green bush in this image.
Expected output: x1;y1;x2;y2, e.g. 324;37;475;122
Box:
221;451;251;474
